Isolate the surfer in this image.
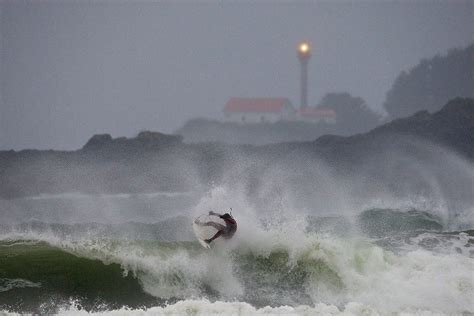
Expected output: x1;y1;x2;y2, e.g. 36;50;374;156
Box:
198;211;237;244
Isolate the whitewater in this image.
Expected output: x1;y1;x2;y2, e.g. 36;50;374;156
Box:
1;189;473;315
1;142;473;315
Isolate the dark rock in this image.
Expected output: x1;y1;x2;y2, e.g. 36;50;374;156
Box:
0;98;472;199
81;131;182;152
82;134;113;150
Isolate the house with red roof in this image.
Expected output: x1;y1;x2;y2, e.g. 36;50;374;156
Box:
223;98;296;123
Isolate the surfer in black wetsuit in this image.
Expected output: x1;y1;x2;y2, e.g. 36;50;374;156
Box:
200;211;237;244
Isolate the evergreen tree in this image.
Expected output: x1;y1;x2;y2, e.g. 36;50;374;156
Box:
384;44;473;118
317;92;381;134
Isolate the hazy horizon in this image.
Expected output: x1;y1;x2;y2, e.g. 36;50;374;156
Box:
1;0;473;150
1;3;473;313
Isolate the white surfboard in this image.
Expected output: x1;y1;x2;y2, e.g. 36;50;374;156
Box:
192;214;225;249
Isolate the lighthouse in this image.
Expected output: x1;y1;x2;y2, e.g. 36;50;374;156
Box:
297;42;311;110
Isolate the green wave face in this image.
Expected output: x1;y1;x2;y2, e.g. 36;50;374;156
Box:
0;240;160;312
1;207;472;314
0;239;345;313
357;208;443;237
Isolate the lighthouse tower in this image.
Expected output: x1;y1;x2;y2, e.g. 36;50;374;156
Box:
297;42;311;110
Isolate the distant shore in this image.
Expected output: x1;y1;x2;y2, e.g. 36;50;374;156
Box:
0;98;472;199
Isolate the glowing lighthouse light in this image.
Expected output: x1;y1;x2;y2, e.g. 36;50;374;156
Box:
299;42;310;54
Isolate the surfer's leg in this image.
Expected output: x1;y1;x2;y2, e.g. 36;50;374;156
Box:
205;230;223;243
204;222;225;231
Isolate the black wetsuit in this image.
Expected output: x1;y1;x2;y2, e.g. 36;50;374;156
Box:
221;216;237;239
205;214;237;243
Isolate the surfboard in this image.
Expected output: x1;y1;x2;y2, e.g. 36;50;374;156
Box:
192;214;225;249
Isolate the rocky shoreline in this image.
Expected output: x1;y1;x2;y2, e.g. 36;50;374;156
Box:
0;98;472;199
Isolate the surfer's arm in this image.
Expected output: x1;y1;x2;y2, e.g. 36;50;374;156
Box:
208;211;222;217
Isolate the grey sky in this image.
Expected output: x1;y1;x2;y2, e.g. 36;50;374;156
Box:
1;0;472;150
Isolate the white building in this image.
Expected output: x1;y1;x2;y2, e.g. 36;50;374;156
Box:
297;106;336;124
223;98;295;123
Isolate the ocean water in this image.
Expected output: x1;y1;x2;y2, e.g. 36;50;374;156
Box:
1;140;474;316
0;189;473;315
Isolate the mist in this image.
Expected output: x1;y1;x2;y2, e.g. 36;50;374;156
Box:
1;0;472;150
1;2;473;314
1;117;473;312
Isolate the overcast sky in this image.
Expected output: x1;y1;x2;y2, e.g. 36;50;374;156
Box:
1;0;472;150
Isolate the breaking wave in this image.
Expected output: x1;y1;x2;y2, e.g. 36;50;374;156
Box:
0;214;472;314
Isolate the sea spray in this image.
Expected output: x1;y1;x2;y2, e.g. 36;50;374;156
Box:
1;181;474;314
1;224;472;314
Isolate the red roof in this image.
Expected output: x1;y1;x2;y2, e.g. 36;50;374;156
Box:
298;107;336;117
224;98;292;113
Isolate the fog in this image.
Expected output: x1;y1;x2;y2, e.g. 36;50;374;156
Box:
1;3;473;312
1;0;472;150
